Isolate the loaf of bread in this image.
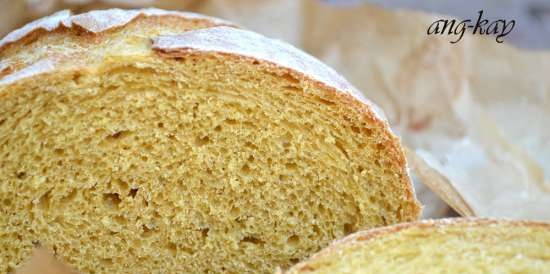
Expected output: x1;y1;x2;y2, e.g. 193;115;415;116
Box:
0;9;420;274
285;218;550;274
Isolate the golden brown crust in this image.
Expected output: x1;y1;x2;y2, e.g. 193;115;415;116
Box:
287;217;550;273
0;8;235;53
0;8;235;86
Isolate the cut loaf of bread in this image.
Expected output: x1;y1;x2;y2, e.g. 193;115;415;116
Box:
285;218;550;274
0;9;420;274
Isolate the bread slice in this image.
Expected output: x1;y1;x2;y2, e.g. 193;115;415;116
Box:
0;9;420;274
285;218;550;274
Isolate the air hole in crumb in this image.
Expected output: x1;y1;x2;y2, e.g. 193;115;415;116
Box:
285;162;298;170
241;164;251;175
60;189;77;204
351;126;361;134
343;223;355;235
214;125;222;132
32;240;41;247
318;204;327;214
240;236;265;245
376;143;386;150
224;119;237;125
229;206;240;218
312;225;321;235
129;188;138;198
287;235;300;246
247;155;255;162
72;73;82;84
192;103;199;118
157;122;164;128
243;121;255;128
381;215;388;225
142;143;154;151
114;215;126;225
283;132;293;142
195;135;210;146
200;228;210;238
142;225;154;237
181;246;194;255
54;148;64;155
106;130;129;140
335;139;350;160
283;85;301;92
115;179;129;191
281;73;300;84
252;60;260;65
16;171;26;179
244;142;258;150
316;97;336;106
38;190;52;209
290;258;300;264
166;242;177;256
102;193;121;207
0;118;6;126
396;205;403;220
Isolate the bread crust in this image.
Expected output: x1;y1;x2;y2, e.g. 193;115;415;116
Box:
286;217;550;273
0;8;238;86
0;8;235;52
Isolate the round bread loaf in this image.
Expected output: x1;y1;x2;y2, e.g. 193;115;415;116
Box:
0;8;421;274
285;218;550;274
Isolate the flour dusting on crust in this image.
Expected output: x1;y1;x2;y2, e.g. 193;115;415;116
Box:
0;59;56;85
0;8;233;50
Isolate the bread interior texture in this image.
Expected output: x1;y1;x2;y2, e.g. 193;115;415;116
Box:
288;222;550;274
0;53;416;273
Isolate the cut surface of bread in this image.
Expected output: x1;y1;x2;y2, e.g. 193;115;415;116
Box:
285;218;550;274
0;9;420;274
